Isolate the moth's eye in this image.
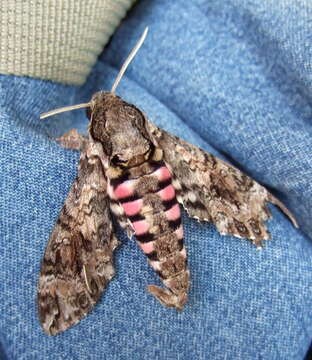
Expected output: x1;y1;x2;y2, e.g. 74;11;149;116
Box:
135;112;145;128
124;105;145;127
111;154;128;166
124;105;137;118
86;107;92;120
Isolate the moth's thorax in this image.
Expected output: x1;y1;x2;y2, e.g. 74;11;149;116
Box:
89;91;151;164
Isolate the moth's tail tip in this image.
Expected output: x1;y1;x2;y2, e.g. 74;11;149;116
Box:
147;285;187;310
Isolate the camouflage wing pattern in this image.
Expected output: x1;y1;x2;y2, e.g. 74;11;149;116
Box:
145;121;298;248
38;140;119;335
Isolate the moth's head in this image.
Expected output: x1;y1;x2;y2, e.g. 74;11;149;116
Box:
88;91;152;167
39;28;151;168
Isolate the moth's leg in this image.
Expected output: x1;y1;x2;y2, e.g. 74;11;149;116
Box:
109;200;135;239
56;129;88;151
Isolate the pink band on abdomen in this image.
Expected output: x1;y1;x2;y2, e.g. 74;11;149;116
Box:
114;180;135;199
165;204;181;221
155;166;172;182
132;219;150;235
138;240;155;254
158;185;175;201
121;199;143;216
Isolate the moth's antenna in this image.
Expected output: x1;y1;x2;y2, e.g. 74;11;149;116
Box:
40;27;148;119
111;27;148;93
40;102;91;120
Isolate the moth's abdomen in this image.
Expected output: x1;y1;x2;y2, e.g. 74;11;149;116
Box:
107;156;190;310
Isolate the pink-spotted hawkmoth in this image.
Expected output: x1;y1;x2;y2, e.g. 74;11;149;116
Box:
37;28;298;335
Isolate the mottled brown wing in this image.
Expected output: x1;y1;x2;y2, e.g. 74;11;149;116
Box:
38;141;119;335
146;121;298;247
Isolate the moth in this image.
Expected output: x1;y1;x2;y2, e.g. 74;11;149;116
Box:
38;28;298;335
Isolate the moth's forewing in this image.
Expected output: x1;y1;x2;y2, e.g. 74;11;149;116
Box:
38;140;119;335
145;120;297;248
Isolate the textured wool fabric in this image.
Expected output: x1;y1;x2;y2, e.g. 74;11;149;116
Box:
1;0;312;359
0;0;135;85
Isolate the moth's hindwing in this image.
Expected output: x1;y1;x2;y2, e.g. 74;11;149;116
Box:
37;141;119;335
145;121;298;248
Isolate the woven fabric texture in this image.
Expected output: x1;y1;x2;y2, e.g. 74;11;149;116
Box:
0;0;135;85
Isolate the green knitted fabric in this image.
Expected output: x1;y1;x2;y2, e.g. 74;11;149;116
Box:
0;0;135;85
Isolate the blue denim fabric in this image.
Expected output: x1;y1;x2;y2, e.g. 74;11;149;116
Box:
1;0;312;359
